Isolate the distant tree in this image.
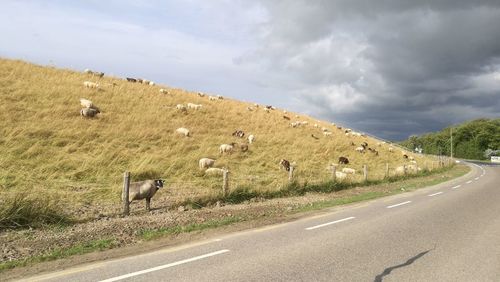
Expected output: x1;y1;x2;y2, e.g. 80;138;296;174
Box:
399;118;500;160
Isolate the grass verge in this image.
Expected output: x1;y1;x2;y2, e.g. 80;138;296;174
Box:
182;165;459;208
0;239;116;272
295;163;469;213
139;216;244;241
0;192;72;230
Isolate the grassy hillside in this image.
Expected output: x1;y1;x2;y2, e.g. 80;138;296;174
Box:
0;58;438;216
400;119;500;160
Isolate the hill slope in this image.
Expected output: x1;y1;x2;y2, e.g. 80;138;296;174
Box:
400;119;500;160
0;58;436;215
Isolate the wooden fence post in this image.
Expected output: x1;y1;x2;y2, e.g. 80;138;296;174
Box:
331;165;336;181
288;166;294;181
363;165;368;182
122;171;130;216
222;169;229;196
385;163;389;178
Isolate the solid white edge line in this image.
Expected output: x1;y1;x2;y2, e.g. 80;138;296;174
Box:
386;201;412;209
428;192;443;197
99;249;230;282
305;217;356;230
466;180;472;184
452;185;461;189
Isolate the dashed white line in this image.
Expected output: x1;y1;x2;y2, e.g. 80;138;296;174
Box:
387;201;412;209
452;185;461;189
428;192;443;197
99;249;230;282
466;180;472;184
305;217;356;230
474;177;479;180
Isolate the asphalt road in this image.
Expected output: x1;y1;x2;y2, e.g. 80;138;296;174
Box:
20;162;500;282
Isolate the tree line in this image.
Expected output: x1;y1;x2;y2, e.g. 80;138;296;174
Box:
400;118;500;160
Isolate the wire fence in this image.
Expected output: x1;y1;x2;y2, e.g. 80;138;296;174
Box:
119;155;455;214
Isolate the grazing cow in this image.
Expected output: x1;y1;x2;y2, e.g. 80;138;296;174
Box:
283;115;291;120
361;142;368;149
126;77;137;82
280;159;291;172
339;157;349;165
311;134;319;140
403;154;409;159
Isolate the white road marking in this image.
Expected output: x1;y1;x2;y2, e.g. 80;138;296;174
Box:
452;185;461;189
213;238;222;242
305;217;356;230
466;180;472;184
428;192;443;197
475;177;479;180
99;249;230;282
387;201;412;209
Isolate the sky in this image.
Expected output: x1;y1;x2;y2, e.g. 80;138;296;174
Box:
1;0;499;140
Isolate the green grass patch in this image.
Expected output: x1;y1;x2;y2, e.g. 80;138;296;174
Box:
0;238;116;272
294;164;469;213
0;192;73;230
139;216;243;241
182;165;458;208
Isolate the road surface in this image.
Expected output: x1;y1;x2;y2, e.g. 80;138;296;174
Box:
20;162;500;281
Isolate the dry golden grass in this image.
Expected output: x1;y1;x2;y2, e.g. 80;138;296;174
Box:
0;58;438;210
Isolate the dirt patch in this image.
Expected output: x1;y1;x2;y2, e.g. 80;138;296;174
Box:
0;164;469;279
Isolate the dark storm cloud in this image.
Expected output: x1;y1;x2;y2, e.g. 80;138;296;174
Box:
247;0;500;140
